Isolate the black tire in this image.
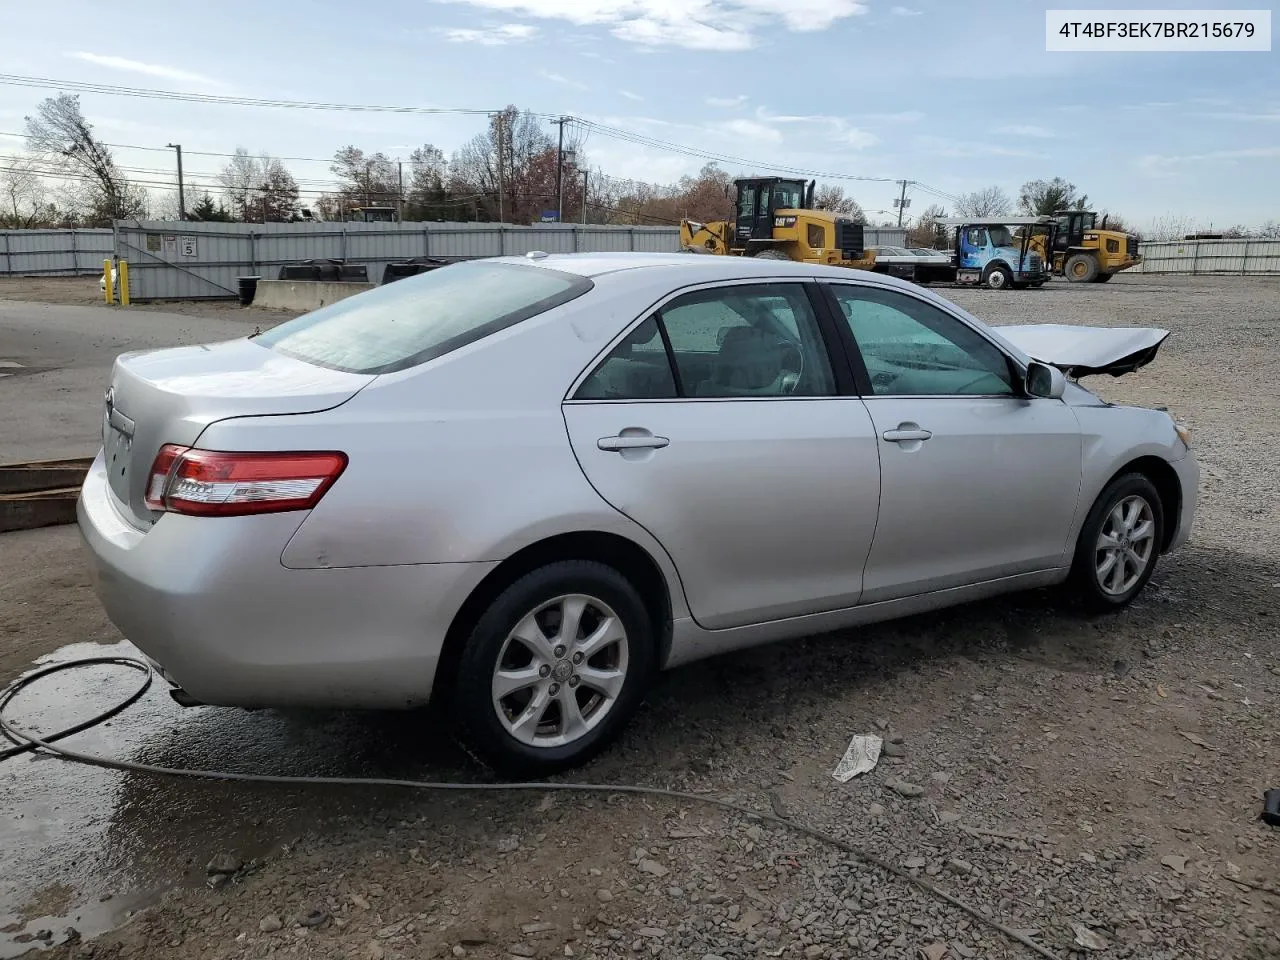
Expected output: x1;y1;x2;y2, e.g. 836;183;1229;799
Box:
1067;473;1164;612
1064;253;1099;283
453;560;655;777
982;263;1013;290
1094;272;1114;283
752;249;791;261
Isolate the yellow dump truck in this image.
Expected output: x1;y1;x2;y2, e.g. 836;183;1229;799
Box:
680;177;875;270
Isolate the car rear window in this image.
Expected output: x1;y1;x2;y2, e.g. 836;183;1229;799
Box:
254;261;592;375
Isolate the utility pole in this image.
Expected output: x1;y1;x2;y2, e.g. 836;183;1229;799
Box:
495;112;506;223
895;179;911;228
581;169;589;224
166;143;185;220
553;116;571;223
397;161;404;222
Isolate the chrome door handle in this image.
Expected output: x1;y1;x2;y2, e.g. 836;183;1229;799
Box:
598;434;670;451
882;427;932;443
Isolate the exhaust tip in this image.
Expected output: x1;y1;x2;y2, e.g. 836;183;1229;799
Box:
169;686;205;708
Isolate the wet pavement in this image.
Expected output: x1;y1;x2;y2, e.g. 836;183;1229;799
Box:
0;640;475;958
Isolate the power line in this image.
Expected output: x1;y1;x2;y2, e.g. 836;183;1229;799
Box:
0;74;520;119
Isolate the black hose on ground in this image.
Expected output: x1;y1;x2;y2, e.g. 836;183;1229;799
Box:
0;657;1064;960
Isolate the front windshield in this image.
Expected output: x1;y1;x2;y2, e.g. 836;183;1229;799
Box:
773;181;803;209
988;226;1015;246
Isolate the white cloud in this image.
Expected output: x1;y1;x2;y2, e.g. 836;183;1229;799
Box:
1140;145;1280;169
707;95;749;107
715;118;784;143
66;52;224;88
443;23;537;44
992;124;1055;138
853;110;924;124
914;134;1048;159
434;0;869;50
841;128;880;149
619;90;644;101
540;69;589;89
891;5;922;14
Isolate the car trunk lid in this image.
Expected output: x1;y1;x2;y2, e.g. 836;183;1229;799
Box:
995;324;1170;378
101;338;375;526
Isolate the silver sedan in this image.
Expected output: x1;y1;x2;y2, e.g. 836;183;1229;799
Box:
78;253;1198;774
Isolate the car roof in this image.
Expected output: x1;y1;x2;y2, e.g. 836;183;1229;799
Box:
484;250;919;288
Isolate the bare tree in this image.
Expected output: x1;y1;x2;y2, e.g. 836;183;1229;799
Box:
954;185;1012;219
1258;220;1280;239
0;157;47;228
449;106;555;222
907;202;948;247
219;148;261;221
330;146;400;211
259;158;299;222
218;149;299;221
813;184;866;222
24;94;147;225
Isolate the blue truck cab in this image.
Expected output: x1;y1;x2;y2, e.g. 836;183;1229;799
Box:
953;222;1051;290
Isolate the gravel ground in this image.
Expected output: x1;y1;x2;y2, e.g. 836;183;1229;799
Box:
6;273;1280;960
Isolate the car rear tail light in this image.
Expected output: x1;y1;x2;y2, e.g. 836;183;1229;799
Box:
145;445;347;517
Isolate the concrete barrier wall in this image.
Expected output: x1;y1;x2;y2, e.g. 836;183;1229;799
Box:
252;280;374;313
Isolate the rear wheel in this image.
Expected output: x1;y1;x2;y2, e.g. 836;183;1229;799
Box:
1068;473;1164;611
454;561;655;776
1065;253;1099;283
752;249;791;261
982;264;1013;290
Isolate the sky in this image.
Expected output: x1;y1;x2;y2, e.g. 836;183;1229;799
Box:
0;0;1276;228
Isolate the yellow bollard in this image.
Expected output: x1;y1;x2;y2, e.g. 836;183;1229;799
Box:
103;259;114;304
118;260;130;306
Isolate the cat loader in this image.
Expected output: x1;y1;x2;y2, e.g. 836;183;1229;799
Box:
1028;210;1142;283
679;177;875;270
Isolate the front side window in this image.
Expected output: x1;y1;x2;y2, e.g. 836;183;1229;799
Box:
574;284;835;400
829;285;1015;397
255;261;591;375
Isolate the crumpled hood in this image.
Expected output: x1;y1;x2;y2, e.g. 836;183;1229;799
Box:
996;324;1170;377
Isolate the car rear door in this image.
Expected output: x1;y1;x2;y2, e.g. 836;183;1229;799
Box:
820;281;1083;603
562;279;881;631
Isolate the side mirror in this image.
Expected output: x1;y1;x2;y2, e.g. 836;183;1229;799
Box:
1026;361;1066;400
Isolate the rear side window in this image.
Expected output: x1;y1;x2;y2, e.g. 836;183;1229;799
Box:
255;261;592;374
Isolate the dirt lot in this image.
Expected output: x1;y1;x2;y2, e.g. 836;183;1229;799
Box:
1;274;1278;960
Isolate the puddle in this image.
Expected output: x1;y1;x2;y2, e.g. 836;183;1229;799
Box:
0;640;472;957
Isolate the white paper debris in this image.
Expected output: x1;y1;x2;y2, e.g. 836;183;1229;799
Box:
832;734;883;782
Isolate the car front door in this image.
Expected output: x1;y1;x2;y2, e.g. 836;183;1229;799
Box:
563;280;881;630
822;281;1083;603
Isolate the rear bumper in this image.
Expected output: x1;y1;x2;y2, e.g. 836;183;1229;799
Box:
76;452;496;709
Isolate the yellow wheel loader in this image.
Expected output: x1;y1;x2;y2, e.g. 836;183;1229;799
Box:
679;177;875;271
1028;210;1141;283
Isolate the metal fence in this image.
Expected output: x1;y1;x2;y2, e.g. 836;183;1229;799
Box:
112;221;685;300
1134;238;1280;274
0;229;114;276
863;228;908;248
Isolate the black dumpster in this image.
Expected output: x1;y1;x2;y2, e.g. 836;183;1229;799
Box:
278;259;345;282
380;257;462;285
236;276;261;306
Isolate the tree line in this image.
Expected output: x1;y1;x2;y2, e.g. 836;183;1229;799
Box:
2;94;1274;243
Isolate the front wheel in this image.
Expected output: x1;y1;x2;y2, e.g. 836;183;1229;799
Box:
983;264;1013;290
1068;473;1164;611
453;561;655;776
1065;253;1099;283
